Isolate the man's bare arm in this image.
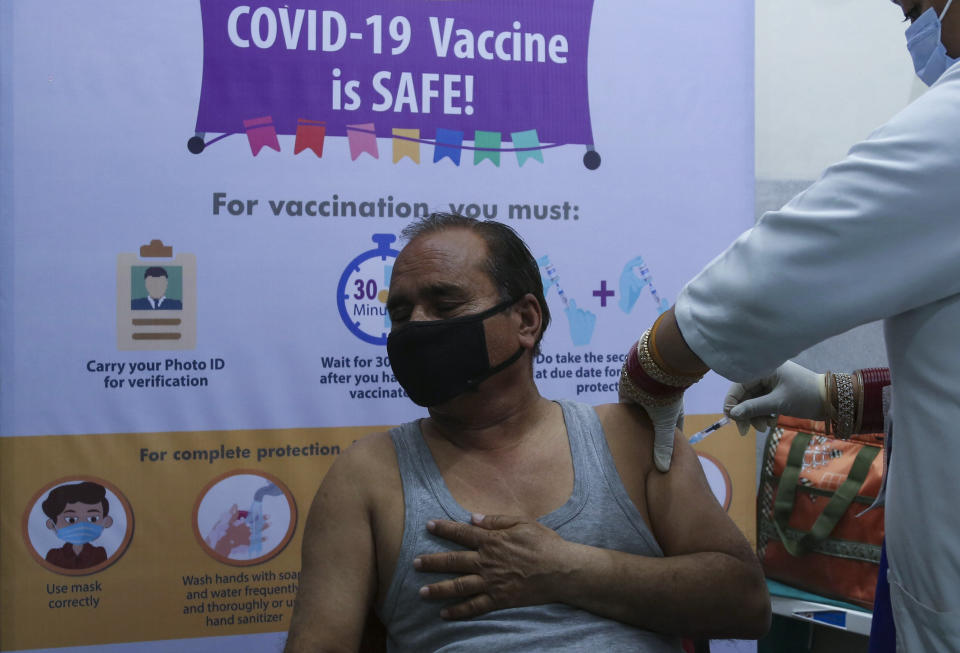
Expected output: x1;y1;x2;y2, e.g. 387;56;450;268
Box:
553;424;769;638
285;443;380;653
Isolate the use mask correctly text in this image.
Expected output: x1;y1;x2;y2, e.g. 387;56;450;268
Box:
386;298;525;407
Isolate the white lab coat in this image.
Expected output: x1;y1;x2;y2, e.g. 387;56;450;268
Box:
675;62;960;651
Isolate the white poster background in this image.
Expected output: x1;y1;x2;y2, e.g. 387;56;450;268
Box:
1;1;754;651
3;1;752;439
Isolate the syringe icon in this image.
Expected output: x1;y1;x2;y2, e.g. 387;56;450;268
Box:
631;258;669;313
538;254;596;346
538;255;569;307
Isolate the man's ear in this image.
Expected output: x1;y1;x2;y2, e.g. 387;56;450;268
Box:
46;519;56;531
515;293;542;350
103;516;114;529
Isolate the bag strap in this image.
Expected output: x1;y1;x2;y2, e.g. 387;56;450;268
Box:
772;432;811;553
773;432;880;556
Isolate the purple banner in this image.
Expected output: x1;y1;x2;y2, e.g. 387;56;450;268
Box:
195;0;594;145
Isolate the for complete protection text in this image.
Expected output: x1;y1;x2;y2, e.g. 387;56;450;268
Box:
138;442;340;464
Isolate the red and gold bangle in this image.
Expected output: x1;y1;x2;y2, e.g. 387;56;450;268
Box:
619;366;684;407
620;329;704;406
625;340;679;397
857;367;891;433
636;329;703;388
648;313;706;379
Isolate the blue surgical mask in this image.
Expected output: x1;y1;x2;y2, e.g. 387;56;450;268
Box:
56;522;104;545
906;1;959;86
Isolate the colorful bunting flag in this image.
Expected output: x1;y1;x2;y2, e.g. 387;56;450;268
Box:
294;119;326;157
346;123;379;160
511;129;544;166
434;128;464;166
473;131;502;167
392;129;420;164
239;117;548;167
243;116;280;156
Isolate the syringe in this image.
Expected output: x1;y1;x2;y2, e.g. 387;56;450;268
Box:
688;416;732;445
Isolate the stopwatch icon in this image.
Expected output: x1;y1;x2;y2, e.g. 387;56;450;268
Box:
337;234;400;345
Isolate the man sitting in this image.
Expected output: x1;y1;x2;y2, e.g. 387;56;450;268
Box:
285;214;770;652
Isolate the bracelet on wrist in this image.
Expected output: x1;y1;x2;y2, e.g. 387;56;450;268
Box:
826;371;856;439
824;372;837;436
647;314;708;379
856;367;891;433
620;329;703;406
853;371;865;435
619;366;684;407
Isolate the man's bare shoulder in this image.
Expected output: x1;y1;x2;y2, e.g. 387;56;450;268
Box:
322;430;399;499
591;403;656;507
593;403;656;453
339;430;398;468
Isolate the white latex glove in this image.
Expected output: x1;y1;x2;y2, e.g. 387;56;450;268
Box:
621;387;684;473
723;361;826;435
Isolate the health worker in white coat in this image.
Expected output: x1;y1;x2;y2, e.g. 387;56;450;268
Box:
619;1;960;651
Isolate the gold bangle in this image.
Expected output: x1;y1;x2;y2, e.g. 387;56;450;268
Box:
638;330;702;388
618;365;684;407
824;371;837;436
648;314;707;379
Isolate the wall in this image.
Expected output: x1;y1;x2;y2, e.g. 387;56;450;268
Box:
754;0;923;392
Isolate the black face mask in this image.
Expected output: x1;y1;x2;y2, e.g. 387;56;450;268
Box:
386;298;526;407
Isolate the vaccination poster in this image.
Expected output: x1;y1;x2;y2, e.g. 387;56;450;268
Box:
0;2;755;651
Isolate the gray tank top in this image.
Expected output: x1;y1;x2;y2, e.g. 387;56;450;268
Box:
377;399;682;652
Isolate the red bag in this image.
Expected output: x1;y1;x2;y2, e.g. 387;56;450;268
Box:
757;417;885;609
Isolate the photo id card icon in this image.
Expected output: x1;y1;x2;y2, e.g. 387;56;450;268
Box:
116;240;197;350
